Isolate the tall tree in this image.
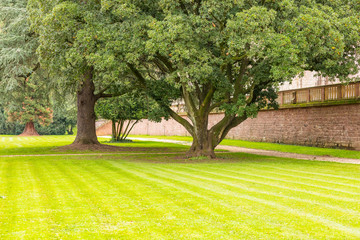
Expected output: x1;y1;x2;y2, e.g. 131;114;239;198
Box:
0;0;52;136
100;0;360;157
28;0;131;145
6;76;53;136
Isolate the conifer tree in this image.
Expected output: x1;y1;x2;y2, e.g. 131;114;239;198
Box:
0;0;52;135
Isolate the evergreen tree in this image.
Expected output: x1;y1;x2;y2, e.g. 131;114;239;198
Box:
0;0;52;135
6;76;53;136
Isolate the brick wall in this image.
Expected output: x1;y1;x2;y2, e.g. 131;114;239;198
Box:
97;104;360;150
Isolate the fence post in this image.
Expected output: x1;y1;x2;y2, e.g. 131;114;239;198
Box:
356;82;360;99
322;86;325;102
292;91;297;104
337;85;342;100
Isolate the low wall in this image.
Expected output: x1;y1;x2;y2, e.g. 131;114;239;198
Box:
97;104;360;150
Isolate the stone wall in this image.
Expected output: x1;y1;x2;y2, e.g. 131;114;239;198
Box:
96;103;360;150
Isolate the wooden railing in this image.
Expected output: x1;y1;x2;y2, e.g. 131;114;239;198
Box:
277;82;360;106
170;82;360;114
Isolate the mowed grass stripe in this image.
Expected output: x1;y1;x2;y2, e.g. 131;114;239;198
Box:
55;158;179;239
28;158;82;239
117;161;358;239
261;165;360;182
49;158;144;239
91;159;256;239
31;158;108;239
0;160;51;239
143;164;360;238
75;158;277;239
201;165;360;196
108;160;314;240
168;165;360;225
51;157;218;239
184;165;360;217
209;161;360;190
175;165;359;204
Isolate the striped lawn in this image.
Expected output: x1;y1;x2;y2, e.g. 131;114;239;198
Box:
1;153;360;239
0;136;187;155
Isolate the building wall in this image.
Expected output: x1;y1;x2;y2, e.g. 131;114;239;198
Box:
97;103;360;150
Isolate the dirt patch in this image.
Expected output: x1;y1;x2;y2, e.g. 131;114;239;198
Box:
18;132;40;137
121;154;255;164
55;143;171;153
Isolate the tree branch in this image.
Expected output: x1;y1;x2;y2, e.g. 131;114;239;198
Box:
233;57;249;99
199;84;214;116
155;53;176;72
18;62;40;79
194;0;202;15
127;63;147;87
218;115;247;143
168;107;194;136
178;0;189;15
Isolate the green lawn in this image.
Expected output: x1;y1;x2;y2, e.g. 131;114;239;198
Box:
1;136;360;239
129;134;360;159
0;135;188;155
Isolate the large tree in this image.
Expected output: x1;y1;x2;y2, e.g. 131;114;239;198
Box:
0;0;52;136
6;77;53;136
29;0;360;157
97;0;360;157
28;0;132;145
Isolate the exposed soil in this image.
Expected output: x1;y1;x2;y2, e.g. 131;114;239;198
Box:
55;143;170;153
123;154;254;164
18;132;40;137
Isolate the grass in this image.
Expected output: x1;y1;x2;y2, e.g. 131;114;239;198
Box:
1;135;360;239
0;135;188;155
128;134;360;159
1;152;360;239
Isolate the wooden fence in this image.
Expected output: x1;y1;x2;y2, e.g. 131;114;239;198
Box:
278;82;360;106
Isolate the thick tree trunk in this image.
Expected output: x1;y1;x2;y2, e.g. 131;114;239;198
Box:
185;114;217;158
72;70;99;145
19;121;39;136
186;131;216;158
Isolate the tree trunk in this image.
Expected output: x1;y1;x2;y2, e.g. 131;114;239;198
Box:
19;121;40;136
111;120;117;141
72;69;99;145
186;130;216;158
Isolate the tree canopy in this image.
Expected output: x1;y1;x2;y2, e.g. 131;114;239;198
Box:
28;0;140;145
28;0;360;156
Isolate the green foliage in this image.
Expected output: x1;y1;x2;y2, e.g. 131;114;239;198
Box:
96;0;359;148
0;0;39;91
0;0;53;127
28;0;131;93
96;91;166;122
96;91;167;141
28;0;360;153
0;106;24;135
0;101;76;136
6;77;53;126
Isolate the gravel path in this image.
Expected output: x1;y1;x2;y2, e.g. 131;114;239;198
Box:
128;137;360;165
